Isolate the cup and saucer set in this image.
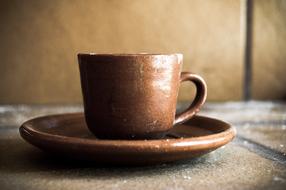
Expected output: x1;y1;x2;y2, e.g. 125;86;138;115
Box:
20;54;236;165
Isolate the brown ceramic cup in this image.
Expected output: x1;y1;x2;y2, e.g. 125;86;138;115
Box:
78;53;207;139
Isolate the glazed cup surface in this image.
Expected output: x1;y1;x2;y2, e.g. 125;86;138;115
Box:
78;53;206;139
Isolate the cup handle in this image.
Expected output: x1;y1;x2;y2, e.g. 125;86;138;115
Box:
174;72;207;125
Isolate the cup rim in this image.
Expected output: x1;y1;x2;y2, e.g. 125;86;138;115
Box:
78;53;183;57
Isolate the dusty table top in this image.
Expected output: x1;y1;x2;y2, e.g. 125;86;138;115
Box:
0;101;285;190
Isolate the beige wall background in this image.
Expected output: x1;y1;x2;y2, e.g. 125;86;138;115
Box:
252;0;286;99
0;0;285;103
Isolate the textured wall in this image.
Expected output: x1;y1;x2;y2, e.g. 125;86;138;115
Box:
252;0;286;99
1;0;285;103
0;0;242;103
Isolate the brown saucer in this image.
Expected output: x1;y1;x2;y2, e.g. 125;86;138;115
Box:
19;113;236;165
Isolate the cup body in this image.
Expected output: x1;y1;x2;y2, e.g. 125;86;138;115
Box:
78;53;182;139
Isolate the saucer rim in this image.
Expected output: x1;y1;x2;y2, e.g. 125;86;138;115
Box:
19;113;236;152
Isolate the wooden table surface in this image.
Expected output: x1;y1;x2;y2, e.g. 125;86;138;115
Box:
0;101;285;190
